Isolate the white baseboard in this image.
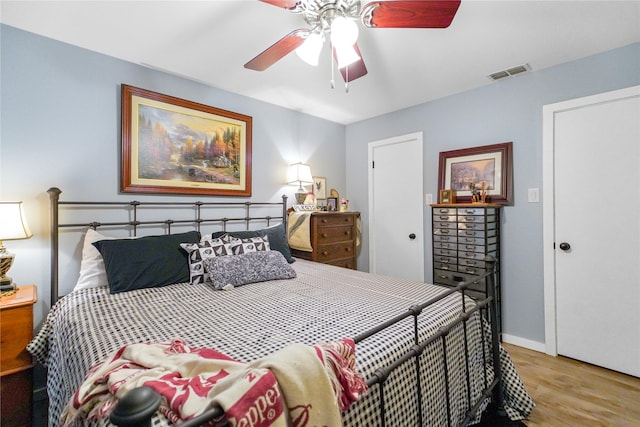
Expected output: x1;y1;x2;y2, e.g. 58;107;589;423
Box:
502;333;546;353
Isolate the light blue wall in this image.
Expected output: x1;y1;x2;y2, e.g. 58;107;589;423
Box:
345;42;640;345
1;25;346;325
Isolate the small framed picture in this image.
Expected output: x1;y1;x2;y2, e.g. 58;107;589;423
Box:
327;197;338;211
313;176;327;200
439;189;456;204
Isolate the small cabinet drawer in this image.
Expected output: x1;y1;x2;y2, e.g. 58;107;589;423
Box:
434;270;486;293
457;214;497;223
434;208;457;215
457;207;497;215
433;234;457;243
458;229;497;238
458;243;498;253
434;221;457;230
434;248;457;257
458;221;497;230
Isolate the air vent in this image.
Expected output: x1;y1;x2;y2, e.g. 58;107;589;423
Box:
488;64;531;81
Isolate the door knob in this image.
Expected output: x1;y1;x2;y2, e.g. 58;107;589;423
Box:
409;233;416;240
559;242;571;251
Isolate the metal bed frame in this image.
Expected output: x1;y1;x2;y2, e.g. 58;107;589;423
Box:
46;187;506;427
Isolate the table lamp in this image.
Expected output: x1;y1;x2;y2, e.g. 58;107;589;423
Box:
287;163;314;204
0;201;33;291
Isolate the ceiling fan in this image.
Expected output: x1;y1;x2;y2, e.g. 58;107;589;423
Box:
244;0;461;90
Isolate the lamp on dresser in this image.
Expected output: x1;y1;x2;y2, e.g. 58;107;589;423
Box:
0;201;33;292
287;162;314;204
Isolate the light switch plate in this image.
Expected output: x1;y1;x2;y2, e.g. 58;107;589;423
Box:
425;193;433;205
528;188;540;203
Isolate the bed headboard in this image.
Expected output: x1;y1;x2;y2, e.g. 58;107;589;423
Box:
48;187;288;303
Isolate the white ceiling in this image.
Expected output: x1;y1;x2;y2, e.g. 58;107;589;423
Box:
2;1;639;124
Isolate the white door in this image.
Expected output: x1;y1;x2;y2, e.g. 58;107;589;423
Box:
368;133;424;281
543;86;640;377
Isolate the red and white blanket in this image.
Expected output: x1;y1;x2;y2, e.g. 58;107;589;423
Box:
61;338;367;427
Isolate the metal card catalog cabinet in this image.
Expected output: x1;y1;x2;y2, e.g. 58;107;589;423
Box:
431;204;501;329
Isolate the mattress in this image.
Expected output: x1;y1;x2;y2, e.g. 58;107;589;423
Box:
29;259;533;426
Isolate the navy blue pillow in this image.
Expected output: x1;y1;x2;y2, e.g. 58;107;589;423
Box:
211;223;294;263
93;231;200;294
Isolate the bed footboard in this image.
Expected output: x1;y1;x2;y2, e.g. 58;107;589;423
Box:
110;258;504;427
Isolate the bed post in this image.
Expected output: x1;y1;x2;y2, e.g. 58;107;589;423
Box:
48;187;61;305
282;194;288;229
485;255;506;416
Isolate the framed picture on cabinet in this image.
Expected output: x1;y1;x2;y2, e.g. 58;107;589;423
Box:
438;142;513;204
439;189;456;204
313;176;327;200
326;197;338;211
121;84;252;196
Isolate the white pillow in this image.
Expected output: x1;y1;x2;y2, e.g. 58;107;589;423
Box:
74;229;131;291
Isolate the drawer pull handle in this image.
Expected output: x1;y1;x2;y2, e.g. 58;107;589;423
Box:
439;209;449;213
441;230;450;234
322;233;328;238
466;245;475;249
345;247;351;252
344;231;349;235
438;275;448;279
439;216;449;220
467;260;477;265
465;238;474;243
322;251;329;256
466;216;475;221
465;209;475;214
322;219;328;223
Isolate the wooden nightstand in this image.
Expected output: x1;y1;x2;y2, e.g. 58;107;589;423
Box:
1;285;37;427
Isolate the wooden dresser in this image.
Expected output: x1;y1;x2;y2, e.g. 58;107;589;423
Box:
290;211;360;269
1;285;37;427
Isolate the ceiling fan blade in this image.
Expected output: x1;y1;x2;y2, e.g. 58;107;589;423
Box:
244;29;310;71
362;0;461;28
259;0;301;10
334;43;368;82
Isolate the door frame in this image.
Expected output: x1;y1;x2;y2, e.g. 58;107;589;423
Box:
542;85;640;356
368;132;424;280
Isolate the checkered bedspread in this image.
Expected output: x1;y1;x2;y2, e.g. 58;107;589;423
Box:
28;260;533;426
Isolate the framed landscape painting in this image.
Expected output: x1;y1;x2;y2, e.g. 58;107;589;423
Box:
438;142;513;205
121;85;252;196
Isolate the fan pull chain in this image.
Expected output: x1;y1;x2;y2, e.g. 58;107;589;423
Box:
330;44;335;89
345;64;349;93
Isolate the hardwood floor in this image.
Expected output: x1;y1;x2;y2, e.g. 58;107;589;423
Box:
503;343;640;426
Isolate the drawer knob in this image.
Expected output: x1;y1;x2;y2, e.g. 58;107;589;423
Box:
345;247;351;252
322;251;329;256
321;233;328;238
409;233;416;240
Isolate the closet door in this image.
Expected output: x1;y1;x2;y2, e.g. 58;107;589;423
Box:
552;88;640;376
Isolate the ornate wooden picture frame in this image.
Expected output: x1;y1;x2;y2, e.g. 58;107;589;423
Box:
121;84;252;196
438;142;513;204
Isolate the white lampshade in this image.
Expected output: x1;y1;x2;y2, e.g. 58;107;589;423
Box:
287;163;314;188
330;16;359;48
0;201;32;241
335;44;361;68
296;32;324;66
0;201;32;290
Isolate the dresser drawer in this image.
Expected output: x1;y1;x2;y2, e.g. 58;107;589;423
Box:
315;214;355;228
315;242;355;262
326;258;356;269
316;226;353;244
0;304;33;373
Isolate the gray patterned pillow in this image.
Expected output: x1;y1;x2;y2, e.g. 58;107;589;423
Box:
203;251;296;290
180;238;237;285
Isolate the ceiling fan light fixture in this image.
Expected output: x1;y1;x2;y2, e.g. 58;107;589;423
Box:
330;15;359;48
335;44;360;68
296;32;324;66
